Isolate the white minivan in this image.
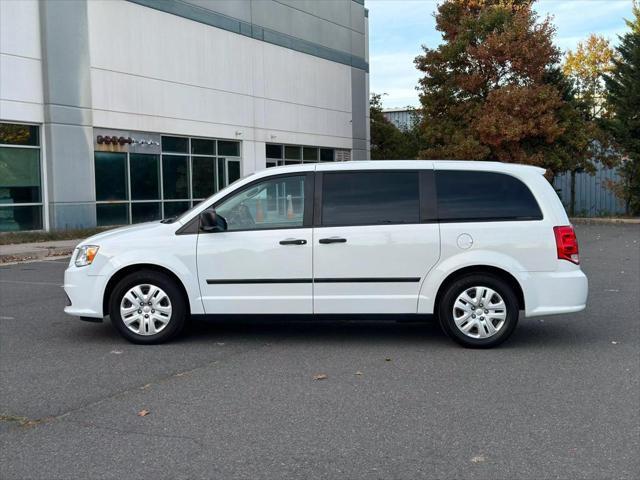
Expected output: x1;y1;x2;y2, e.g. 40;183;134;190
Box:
64;161;587;348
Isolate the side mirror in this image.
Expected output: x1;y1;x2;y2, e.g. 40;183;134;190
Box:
200;209;227;232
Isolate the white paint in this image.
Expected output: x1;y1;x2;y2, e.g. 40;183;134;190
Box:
0;0;43;123
86;0;356;175
64;161;588;330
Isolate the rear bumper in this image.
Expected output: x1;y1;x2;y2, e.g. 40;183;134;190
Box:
523;268;588;317
63;266;107;319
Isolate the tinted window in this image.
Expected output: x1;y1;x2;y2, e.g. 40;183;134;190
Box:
130;154;160;200
161;136;188;153
266;144;282;159
162;155;189;199
218;141;240;157
0;123;39;146
321;171;419;226
95;152;127;201
436;171;542;221
191;138;215;155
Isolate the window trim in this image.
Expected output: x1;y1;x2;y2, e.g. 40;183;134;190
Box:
0;122;45;231
314;169;431;228
433;170;544;223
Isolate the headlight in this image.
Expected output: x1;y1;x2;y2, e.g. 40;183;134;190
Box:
75;245;100;267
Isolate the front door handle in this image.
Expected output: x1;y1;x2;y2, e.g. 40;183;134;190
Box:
318;237;347;244
279;238;307;245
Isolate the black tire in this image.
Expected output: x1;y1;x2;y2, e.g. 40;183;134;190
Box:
109;269;187;344
437;273;519;348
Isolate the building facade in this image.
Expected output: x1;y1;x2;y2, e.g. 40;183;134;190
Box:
0;0;370;231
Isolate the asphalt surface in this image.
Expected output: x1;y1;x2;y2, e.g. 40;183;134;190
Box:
0;224;638;480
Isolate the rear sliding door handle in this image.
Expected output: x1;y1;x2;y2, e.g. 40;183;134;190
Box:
318;237;347;244
279;238;307;245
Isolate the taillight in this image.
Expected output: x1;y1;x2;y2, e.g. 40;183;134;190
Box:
554;225;579;264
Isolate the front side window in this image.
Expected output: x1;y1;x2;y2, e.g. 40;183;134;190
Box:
321;171;420;226
435;171;543;222
215;175;306;231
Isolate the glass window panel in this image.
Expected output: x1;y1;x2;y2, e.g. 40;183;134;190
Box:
320;148;334;162
192;157;216;199
162;155;189;199
435;171;543;221
0;147;41;204
130;154;160;200
163;201;190;218
94;152;127;202
216;175;306;231
217;158;226;191
266;144;283;159
0;123;39;146
132;202;161;223
161;136;188;153
228;161;241;184
191;138;215;155
321;171;420;226
96;203;129;227
218;141;240;157
303;147;318;162
284;146;301;160
0;205;42;231
266;161;277;168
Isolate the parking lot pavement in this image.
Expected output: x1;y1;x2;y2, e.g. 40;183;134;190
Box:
0;224;638;480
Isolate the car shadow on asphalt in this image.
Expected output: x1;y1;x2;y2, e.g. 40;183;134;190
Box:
69;315;587;349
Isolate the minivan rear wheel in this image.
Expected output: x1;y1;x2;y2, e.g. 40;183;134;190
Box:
109;270;186;344
438;274;519;348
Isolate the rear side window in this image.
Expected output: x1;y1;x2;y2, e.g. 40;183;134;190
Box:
436;170;542;222
321;171;420;226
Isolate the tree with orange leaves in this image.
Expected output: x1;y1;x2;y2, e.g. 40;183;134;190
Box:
414;0;591;179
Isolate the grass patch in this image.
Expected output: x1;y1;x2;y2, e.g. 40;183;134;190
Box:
0;227;117;245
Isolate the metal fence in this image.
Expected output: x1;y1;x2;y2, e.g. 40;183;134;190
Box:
382;109;419;131
553;163;626;217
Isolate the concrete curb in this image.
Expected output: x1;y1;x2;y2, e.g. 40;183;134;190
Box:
0;240;79;265
571;217;640;225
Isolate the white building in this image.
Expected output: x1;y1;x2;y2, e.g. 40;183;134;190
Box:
0;0;370;231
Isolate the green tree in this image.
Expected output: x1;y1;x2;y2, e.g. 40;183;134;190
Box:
603;2;640;215
414;0;591;180
564;34;616;118
562;34;617;215
369;93;420;160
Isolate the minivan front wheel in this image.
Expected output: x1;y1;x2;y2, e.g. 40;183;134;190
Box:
109;270;186;344
438;274;519;348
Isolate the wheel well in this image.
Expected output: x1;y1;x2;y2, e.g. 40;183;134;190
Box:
434;265;525;312
102;264;191;317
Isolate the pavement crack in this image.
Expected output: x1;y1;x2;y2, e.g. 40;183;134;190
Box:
26;342;269;426
65;419;204;448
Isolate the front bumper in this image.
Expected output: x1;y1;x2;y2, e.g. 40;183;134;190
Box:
63;265;107;319
523;267;588;317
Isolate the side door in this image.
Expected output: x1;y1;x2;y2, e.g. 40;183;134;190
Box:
312;167;440;314
196;171;314;314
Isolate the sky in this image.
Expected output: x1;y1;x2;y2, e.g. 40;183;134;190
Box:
367;0;635;108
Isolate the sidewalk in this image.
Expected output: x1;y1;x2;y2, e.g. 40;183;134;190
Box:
571;217;640;225
0;239;79;264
